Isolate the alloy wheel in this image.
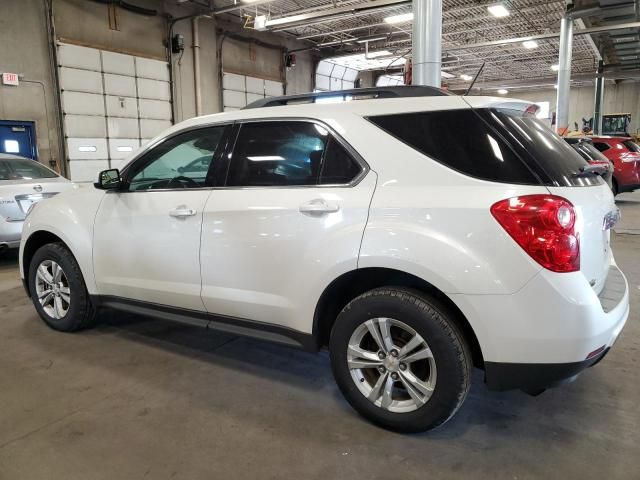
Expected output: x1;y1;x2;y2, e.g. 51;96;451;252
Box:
347;317;437;413
35;260;71;320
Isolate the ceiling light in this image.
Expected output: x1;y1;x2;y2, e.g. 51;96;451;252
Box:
551;64;559;71
460;74;473;81
355;35;387;43
522;40;538;49
384;13;413;24
487;3;510;17
497;89;508;95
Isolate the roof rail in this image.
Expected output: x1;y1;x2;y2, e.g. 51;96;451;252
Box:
243;86;450;109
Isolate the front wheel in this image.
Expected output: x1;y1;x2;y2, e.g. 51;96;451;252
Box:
329;288;472;433
29;242;96;332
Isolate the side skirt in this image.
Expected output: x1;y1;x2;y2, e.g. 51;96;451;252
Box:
91;295;319;352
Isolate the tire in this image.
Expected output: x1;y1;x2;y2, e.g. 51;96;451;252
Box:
612;178;619;196
28;242;96;332
329;287;472;433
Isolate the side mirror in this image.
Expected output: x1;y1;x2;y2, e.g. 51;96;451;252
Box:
95;169;121;190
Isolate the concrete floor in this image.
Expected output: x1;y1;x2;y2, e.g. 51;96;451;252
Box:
0;194;639;480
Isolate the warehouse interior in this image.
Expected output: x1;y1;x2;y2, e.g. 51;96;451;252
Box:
1;0;639;478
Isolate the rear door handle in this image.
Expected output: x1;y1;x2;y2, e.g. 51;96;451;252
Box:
169;207;197;218
299;199;340;215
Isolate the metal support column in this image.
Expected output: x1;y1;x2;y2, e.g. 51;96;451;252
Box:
593;60;605;135
556;15;573;134
412;0;442;87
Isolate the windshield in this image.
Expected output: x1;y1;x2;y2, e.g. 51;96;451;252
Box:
0;158;58;180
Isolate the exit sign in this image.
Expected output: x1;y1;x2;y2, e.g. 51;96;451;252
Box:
2;73;19;86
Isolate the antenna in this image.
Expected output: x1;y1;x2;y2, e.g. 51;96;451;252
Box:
464;62;485;96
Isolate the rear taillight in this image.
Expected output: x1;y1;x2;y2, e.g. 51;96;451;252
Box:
491;195;580;273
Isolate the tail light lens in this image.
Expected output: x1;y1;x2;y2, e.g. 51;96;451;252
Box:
491;195;580;273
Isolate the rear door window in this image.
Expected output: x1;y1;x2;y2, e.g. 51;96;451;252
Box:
319;137;363;185
227;121;327;187
227;121;363;187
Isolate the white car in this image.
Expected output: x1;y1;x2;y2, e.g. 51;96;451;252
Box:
19;87;629;432
0;154;72;253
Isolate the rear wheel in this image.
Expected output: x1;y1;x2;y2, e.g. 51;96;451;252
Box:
329;287;472;433
29;243;96;332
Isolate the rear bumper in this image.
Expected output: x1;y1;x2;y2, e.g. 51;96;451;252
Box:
618;182;640;193
485;348;609;392
0;220;23;248
452;264;629;390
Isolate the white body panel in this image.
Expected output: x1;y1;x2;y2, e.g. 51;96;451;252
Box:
93;191;212;311
0;177;73;248
20;185;104;294
19;95;630;371
200;173;377;331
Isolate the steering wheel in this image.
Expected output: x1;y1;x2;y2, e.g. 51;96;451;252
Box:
167;175;200;188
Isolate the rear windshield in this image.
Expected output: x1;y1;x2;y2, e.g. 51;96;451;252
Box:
368;108;602;187
571;141;608;162
0;158;58;180
622;139;640;152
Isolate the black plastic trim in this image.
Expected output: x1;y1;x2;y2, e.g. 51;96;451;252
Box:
484;349;609;392
243;86;450;109
619;182;640;193
92;295;319;352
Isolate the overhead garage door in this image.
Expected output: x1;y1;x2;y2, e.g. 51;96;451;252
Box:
57;43;172;182
222;72;284;111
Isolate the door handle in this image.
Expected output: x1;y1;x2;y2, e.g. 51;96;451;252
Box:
299;199;340;215
169;207;197;218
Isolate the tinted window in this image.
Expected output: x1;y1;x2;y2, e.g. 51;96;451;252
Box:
370;109;600;187
127;127;224;191
480;109;599;187
0;158;58;180
369;109;539;184
572;141;608;162
622;139;640;152
319;137;362;184
593;142;610;152
227;122;328;187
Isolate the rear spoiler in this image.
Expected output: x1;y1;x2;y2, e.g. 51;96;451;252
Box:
461;98;540;117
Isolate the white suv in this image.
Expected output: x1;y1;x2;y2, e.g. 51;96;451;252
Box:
19;87;629;432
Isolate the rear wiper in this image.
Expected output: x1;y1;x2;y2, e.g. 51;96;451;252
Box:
573;163;609;178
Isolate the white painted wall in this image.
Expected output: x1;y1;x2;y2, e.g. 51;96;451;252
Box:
504;82;640;135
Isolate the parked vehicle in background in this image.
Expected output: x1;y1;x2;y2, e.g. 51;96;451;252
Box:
590;136;640;195
0;154;73;253
18;88;629;433
564;137;613;189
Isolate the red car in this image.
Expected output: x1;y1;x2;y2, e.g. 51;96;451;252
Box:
590;136;640;195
